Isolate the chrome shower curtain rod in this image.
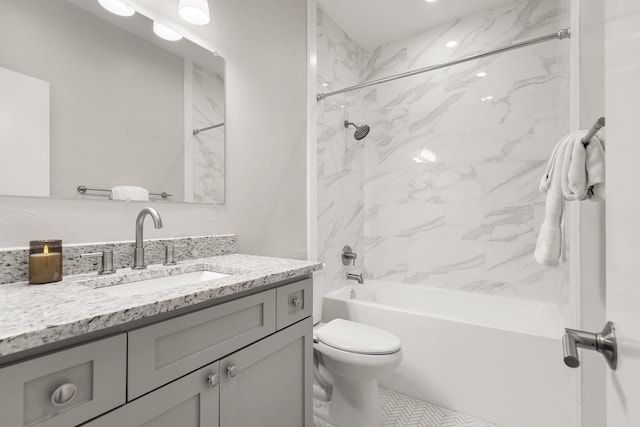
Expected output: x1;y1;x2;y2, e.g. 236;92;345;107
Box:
316;27;571;101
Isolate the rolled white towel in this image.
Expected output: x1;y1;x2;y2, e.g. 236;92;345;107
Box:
585;134;605;201
111;185;149;201
562;131;588;201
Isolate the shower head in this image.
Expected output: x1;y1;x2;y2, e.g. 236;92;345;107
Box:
344;120;370;141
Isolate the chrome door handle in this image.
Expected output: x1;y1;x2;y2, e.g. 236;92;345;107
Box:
51;383;77;406
563;321;617;370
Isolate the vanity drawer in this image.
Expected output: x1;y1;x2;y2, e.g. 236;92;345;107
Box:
276;278;313;330
0;334;126;427
128;289;276;399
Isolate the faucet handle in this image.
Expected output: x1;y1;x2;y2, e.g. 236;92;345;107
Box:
163;244;187;266
81;250;116;275
342;246;358;267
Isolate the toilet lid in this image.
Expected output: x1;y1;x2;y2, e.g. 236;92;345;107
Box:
315;319;401;355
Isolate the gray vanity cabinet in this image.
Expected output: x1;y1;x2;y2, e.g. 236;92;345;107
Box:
82;361;220;427
219;317;312;427
0;277;314;427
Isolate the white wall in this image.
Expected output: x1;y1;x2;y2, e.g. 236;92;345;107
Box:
0;0;309;259
577;2;606;426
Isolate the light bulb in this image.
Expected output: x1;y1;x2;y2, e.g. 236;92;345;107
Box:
98;0;135;17
179;0;210;25
153;21;183;41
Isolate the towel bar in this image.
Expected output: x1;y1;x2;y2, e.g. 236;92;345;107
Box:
77;185;171;199
581;117;605;146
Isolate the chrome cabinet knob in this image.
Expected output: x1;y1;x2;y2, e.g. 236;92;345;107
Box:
291;297;303;309
227;365;238;378
51;383;77;406
207;373;220;388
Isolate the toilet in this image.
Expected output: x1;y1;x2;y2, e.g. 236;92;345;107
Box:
312;270;403;427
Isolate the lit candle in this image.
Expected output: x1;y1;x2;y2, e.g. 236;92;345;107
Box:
29;244;62;284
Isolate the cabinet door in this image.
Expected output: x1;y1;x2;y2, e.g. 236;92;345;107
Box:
128;290;276;399
220;318;312;427
83;362;220;427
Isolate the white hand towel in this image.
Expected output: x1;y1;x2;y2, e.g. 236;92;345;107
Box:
535;132;575;266
111;185;149;201
535;130;606;266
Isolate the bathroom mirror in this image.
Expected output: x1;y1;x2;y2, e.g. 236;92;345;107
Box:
0;0;225;204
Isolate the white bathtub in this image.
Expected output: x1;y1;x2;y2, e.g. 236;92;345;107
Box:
322;281;578;427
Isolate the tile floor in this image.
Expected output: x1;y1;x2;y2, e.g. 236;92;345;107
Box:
313;387;500;427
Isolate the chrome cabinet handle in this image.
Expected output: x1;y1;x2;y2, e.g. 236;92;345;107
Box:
291;297;303;309
227;365;238;378
207;373;220;388
51;383;77;406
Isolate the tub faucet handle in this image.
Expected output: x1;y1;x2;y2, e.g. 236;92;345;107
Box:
562;321;617;370
342;246;358;266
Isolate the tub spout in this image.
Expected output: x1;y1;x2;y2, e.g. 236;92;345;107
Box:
346;272;364;284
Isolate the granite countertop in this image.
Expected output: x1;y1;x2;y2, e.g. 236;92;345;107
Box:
0;254;322;358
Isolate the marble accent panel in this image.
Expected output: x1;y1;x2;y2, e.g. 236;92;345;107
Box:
317;0;571;305
191;63;225;204
0;235;237;285
0;253;322;357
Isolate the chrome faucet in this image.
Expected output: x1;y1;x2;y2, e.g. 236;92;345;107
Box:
346;272;364;284
133;207;163;270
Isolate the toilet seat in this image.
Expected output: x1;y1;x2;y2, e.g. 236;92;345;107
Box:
315;319;401;355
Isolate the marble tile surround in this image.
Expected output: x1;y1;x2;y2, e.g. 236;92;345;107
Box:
317;0;571;304
0;234;237;285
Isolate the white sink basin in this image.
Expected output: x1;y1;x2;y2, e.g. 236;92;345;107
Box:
95;270;230;298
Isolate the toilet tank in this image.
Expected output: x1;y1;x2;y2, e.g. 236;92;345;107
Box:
312;268;325;325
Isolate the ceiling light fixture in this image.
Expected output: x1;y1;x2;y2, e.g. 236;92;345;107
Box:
476;71;487;77
98;0;135;17
179;0;210;25
445;40;458;48
153;21;183;41
425;0;437;2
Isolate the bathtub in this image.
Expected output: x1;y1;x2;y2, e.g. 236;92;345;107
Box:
322;281;579;427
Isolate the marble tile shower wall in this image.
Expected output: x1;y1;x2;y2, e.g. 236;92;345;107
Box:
192;63;225;203
316;8;368;292
318;0;571;303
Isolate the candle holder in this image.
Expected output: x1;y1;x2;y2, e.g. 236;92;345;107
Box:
29;240;63;284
